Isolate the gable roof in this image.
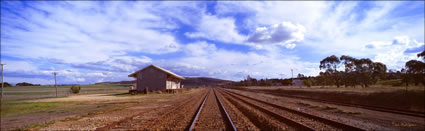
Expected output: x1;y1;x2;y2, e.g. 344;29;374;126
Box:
128;65;185;80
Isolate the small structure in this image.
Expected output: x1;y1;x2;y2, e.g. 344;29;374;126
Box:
128;65;184;93
292;79;304;87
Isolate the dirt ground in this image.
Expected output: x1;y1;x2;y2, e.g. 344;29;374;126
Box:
241;86;425;112
0;89;203;130
3;87;423;130
40;89;204;130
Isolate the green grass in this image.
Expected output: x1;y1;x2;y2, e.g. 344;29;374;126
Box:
1;99;73;116
323;105;338;110
392;121;417;127
2;84;130;100
297;101;322;108
337;109;362;115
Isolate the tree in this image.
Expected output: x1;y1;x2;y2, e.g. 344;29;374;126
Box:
400;68;410;87
405;60;425;86
340;55;359;87
417;50;425;61
372;62;387;83
1;82;12;87
297;73;305;79
320;55;342;87
355;58;375;87
316;72;332;86
303;79;313;87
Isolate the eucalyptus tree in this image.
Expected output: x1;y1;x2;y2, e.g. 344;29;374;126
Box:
320;55;342;87
405;60;425;86
340;55;359;87
418;50;425;61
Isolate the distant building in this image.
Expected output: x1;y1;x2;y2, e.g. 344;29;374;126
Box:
292;79;303;86
128;65;184;92
272;82;282;86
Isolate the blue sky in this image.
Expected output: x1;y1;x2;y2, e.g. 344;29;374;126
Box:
1;1;424;84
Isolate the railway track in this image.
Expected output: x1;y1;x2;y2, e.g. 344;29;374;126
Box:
96;89;209;130
235;88;425;118
218;88;365;131
189;88;237;130
97;88;237;130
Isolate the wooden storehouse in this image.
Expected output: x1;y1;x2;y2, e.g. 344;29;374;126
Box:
128;65;184;92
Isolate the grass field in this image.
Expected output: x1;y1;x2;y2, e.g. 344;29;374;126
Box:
1;84;130;100
1;84;130;116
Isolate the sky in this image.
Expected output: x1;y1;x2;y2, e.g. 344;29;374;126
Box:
1;1;424;85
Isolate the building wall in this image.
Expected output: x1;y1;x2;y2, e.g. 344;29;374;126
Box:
136;67;166;91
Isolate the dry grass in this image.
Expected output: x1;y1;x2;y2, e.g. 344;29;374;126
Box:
297;101;361;115
392;121;417;127
297;101;322;108
337;109;362;115
243;86;425;112
323;105;338;110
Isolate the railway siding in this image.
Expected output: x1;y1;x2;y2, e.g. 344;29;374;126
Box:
220;88;365;131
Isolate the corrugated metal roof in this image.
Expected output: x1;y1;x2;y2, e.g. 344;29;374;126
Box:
128;65;185;80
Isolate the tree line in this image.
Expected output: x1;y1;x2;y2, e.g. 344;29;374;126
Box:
233;50;425;88
314;50;424;88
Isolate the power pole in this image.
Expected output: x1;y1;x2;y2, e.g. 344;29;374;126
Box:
291;69;293;79
1;64;5;99
53;72;58;97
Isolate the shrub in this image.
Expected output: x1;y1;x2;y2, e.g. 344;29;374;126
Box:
377;79;403;86
2;82;12;87
303;79;313;87
70;85;81;94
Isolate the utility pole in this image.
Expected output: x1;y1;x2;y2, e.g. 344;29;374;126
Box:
1;64;5;99
53;72;58;97
291;69;293;79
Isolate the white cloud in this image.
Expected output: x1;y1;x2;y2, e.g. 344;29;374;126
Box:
247;22;305;49
185;13;246;44
1;1;181;63
165;41;318;80
184;41;217;56
70;56;152;73
369;36;424;69
365;41;392;49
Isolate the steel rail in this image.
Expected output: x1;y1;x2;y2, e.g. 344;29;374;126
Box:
218;89;315;131
221;89;365;131
213;89;237;131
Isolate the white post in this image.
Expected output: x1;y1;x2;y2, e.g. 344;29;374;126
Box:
53;72;58;97
1;64;4;99
291;69;293;79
